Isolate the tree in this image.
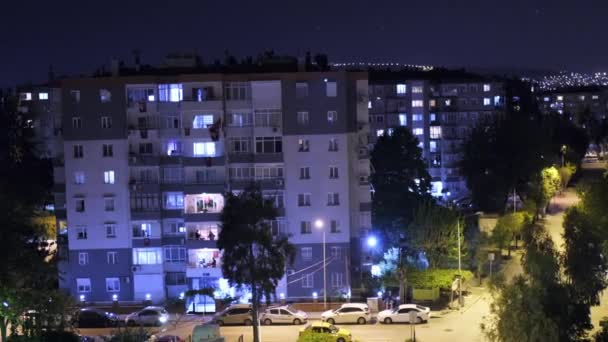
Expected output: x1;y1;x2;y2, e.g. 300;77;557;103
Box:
217;184;295;342
409;201;461;268
371;127;431;240
492;212;527;257
558;163;576;192
528;166;561;217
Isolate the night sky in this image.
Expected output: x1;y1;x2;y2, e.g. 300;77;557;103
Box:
2;0;607;86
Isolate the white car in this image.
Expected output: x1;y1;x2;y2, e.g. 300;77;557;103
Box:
321;303;371;325
377;304;431;324
125;306;169;326
260;305;308;325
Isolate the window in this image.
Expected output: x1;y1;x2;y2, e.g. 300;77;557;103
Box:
300;221;312;234
107;252;118;265
193;115;214;129
413;128;424;135
76;278;91;293
73;145;84;158
298;139;310;152
299;167;310;179
429;99;436;107
376;129;385;137
104;171;115;184
162;167;183;183
227;112;253;127
412;114;423;121
593;95;600;100
557;95;564;101
105;277;120;292
78;252;89;265
298;193;311;207
139;143;153;154
70;90;81;103
72;117;82;129
254;109;281;127
264;191;285;209
329;166;339;179
104;197;115;211
127;87;155;103
102;144;113;157
302;274;314;288
399;114;407;126
20;92;32;101
301;247;313;261
412;86;423;93
327;111;338;124
430;141;437;153
165;222;185;235
375;115;384;123
483;98;491;106
327;193;340;206
163;192;184;209
331;273;344;287
296;82;309;98
100;89;112;102
328;138;338;151
133;223;152;238
396;84;407;94
330;220;340;233
75;199;85;213
430;126;442;139
195;169;217;184
164;246;186;263
325;80;337;97
39;92;49;100
483;84;491;92
132;248;162;265
297;111;309;125
331;246;341;257
105;223;116;238
225;82;250;101
165;272;186;286
255;137;282;154
229;167;254;180
229;138;251;153
163;116;180;129
368;101;372;109
412;100;424;107
193;142;216;157
74;171;85;184
430;113;437;122
159;84;183;102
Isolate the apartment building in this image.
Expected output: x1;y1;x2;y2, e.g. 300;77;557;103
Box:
21;68;370;304
368;72;512;202
536;87;608;120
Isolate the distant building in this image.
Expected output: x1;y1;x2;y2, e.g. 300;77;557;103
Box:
536;87;608;120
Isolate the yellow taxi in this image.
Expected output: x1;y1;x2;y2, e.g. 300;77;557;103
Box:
297;321;352;342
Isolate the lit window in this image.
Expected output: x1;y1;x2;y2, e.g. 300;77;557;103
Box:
483;84;491;92
483;98;492;106
412;86;423;93
327;111;338;123
132;248;163;265
430;126;442;139
368;101;372;109
298;139;310;152
78;252;89;265
544;97;550;102
163;192;184;209
74;171;85;184
579;95;585;101
159;84;183;102
388;128;395;136
399;114;407;126
376;129;385;137
76;278;91;293
592;95;599;100
20;92;32;101
106;278;120;292
104;171;115;184
193;142;216;157
38;92;49;100
412;114;423;121
297;111;309;125
430;141;437;152
429;99;436;107
430;113;437;122
494;96;501;105
325;81;337;97
193;115;214;129
557;95;564;101
412;100;424;107
413;128;424;135
417;141;424;148
396;84;407;94
444;99;452;106
166;141;182;156
100;89;112;103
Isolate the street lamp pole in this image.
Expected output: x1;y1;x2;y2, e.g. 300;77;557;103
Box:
457;218;462;308
315;219;327;309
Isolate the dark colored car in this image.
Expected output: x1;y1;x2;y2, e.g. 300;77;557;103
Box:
73;308;119;328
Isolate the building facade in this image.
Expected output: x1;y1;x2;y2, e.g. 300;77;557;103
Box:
21;70;371;303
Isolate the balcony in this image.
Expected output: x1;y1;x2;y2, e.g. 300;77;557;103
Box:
129;154;160;166
181;99;223;112
186;248;222;278
230;178;284;190
186;225;218;249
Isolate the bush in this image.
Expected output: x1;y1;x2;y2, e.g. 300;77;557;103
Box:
408;269;475;290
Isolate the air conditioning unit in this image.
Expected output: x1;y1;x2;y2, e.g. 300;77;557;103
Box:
131;265;140;272
275;178;284;186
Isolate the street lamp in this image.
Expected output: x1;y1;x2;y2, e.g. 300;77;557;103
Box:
561;145;567;167
367;236;377;248
315;219;327;309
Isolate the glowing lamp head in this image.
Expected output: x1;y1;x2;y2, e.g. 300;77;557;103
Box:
112;294;118;301
145;293;151;300
312;292;318;299
79;295;85;302
315;219;324;229
179;292;185;300
377;291;383;298
279;292;285;299
367;236;377;248
158;315;168;324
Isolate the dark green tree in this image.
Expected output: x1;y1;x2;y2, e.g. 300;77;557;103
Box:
371;127;431;240
217;185;295;342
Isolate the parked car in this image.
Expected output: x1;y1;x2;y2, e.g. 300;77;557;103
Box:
191;323;222;341
298;322;352;342
152;335;184;342
73;308;118;328
125;306;169;326
211;304;253;326
260;305;308;325
321;303;370;325
377;304;431;324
